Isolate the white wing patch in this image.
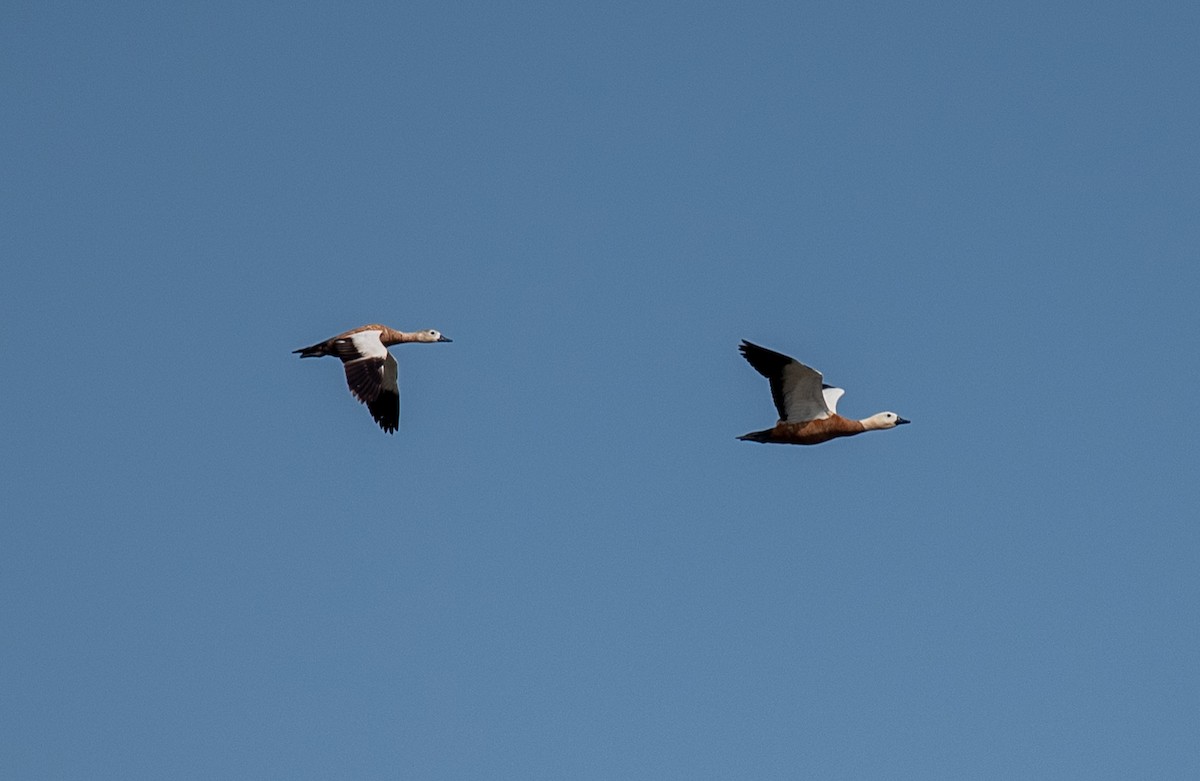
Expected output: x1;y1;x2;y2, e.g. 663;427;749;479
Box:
347;329;388;359
822;386;845;415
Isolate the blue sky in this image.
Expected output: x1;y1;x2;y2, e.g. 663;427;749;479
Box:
3;1;1198;778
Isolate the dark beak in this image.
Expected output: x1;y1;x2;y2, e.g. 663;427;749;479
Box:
896;417;910;425
438;335;453;342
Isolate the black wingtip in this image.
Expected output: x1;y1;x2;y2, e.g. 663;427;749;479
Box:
738;340;793;378
367;390;400;434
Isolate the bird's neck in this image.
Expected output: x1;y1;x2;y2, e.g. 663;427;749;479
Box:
380;328;414;345
858;413;887;431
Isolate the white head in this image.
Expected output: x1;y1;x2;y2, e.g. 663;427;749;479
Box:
861;411;910;431
416;329;453;343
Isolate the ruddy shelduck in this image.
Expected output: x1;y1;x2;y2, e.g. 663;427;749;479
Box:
294;324;451;433
737;340;908;445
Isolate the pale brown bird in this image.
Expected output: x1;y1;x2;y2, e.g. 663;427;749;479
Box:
294;324;451;433
737;340;908;445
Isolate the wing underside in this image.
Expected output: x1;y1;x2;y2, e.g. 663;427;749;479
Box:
740;340;833;423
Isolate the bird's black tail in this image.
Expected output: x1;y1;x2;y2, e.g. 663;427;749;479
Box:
293;343;327;358
737;429;773;443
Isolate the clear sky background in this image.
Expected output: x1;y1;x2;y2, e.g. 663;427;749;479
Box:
3;1;1198;778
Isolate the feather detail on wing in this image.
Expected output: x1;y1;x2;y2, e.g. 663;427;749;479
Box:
343;353;399;432
739;340;832;423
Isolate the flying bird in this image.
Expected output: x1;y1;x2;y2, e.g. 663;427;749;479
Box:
294;324;451;433
737;340;908;445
